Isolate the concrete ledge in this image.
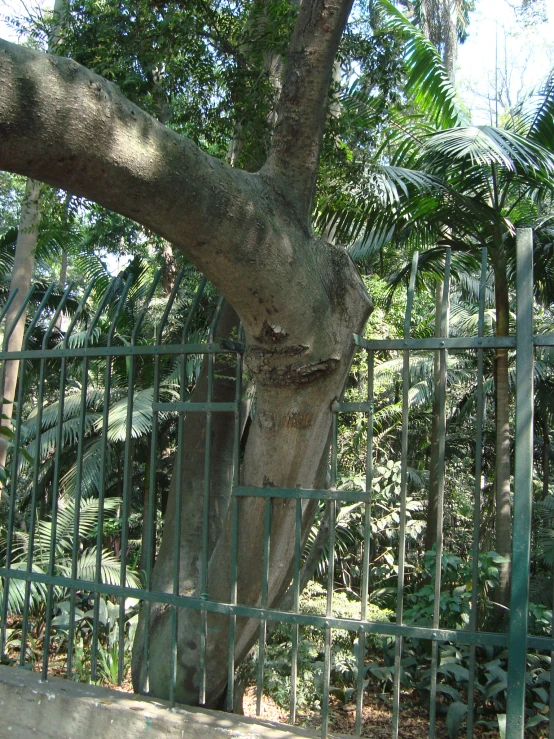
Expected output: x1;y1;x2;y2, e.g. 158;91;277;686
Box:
0;665;338;739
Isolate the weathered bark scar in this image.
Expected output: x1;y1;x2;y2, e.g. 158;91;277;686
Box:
247;347;340;386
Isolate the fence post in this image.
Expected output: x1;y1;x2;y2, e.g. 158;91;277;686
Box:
506;228;534;738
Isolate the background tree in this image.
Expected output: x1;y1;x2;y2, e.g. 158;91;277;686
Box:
0;0;65;484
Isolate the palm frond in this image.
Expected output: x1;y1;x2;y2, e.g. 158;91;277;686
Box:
57;547;141;588
375;0;467;129
423;126;554;179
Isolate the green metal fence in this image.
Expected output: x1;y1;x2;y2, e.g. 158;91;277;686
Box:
0;229;548;738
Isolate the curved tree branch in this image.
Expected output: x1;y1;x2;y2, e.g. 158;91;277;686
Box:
0;39;256;255
0;32;365;354
264;0;354;219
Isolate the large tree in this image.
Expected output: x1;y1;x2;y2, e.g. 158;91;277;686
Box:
0;0;372;707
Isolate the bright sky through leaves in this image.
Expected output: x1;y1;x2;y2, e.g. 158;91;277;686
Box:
458;0;554;123
0;0;553;123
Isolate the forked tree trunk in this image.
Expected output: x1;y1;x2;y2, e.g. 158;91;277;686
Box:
0;0;369;707
132;250;371;706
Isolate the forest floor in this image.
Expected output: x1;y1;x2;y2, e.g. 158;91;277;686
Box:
241;686;503;738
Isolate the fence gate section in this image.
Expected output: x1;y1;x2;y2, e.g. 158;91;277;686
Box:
0;229;550;739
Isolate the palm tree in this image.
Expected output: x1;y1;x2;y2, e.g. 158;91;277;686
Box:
0;494;140;616
318;1;554;608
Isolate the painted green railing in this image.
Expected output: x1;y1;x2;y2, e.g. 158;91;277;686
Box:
0;229;548;738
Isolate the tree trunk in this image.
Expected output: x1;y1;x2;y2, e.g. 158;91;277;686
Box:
159;241;178;297
493;257;511;610
0;0;370;707
421;2;457;557
132;328;367;706
0;178;40;483
424;280;446;553
442;0;460;84
543;412;550;500
0;0;67;482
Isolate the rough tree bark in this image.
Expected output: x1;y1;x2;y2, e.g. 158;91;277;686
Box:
0;0;372;707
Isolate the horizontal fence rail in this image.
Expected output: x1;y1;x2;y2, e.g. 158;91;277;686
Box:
0;230;549;738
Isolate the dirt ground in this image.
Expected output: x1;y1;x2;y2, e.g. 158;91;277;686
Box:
43;659;503;737
241;686;504;738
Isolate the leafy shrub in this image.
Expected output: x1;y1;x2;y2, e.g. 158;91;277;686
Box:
258;581;393;711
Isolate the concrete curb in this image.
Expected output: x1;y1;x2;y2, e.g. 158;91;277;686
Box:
0;665;340;739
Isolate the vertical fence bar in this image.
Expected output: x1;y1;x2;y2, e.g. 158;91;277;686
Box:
466;247;488;737
550;573;554;739
321;497;336;739
355;349;374;737
391;252;418;739
67;279;114;678
226;324;243;713
506;228;534;739
199;298;224;705
0;284;52;662
170;355;185;706
321;411;338;739
289;495;302;725
428;249;451;737
256;495;272;716
142;268;186;690
117;271;162;685
41;284;77;680
91;276;133;682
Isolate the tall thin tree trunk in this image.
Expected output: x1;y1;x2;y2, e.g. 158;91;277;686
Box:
0;178;41;483
493;258;512;609
422;0;458;553
442;0;460;84
159;241;177;297
0;0;66;483
424;280;446;552
543;413;550;500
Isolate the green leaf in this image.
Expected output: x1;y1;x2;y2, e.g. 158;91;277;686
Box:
533;686;549;703
485;680;507;699
525;714;548;729
446;701;467;739
436;684;462;702
438;662;470;681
